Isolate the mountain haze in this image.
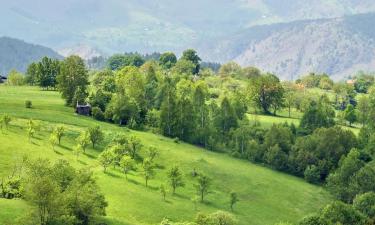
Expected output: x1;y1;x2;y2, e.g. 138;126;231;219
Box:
0;37;62;76
204;13;375;80
0;1;375;79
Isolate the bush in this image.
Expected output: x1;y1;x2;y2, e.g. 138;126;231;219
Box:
304;165;321;184
92;107;105;121
174;137;180;143
25;100;32;108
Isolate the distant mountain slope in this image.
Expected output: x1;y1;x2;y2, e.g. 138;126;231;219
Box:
0;37;62;76
202;13;375;80
1;0;374;55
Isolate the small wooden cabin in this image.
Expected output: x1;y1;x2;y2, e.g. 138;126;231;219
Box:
76;102;91;116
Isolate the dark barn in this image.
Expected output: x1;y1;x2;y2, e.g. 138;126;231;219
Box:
76;104;91;116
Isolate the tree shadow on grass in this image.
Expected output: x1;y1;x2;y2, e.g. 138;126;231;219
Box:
84;153;96;159
53;150;64;155
173;193;191;201
105;171;122;178
127;178;140;185
59;144;72;151
78;159;87;165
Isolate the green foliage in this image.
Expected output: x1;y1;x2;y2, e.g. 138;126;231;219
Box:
35;57;60;89
353;192;375;219
195;174;211;202
22;159;107;225
98;149;114;172
88;126;104;149
180;49;201;74
142;158;155;187
120;156;135;179
6;69;24;86
304;165;321;184
167;165;185;194
52;126;65;145
76;131;90;153
0;114;12;130
229;192;239;211
107;53;145;70
25;100;32;108
344;104;357;126
320;201;367;225
57;55;89;106
248;73;284;115
299;101;335;135
92;106;105;121
159;52;177;69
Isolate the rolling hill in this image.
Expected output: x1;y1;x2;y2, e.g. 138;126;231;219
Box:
0;85;331;225
0;37;62;76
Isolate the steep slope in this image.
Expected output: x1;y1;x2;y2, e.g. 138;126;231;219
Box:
0;37;62;75
0;86;331;225
203;13;375;80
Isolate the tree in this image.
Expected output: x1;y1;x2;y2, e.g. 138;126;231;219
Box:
98;149;113;172
159;52;177;69
49;133;58;151
353;192;375;219
357;95;370;126
52;126;64;145
119;156;135;179
215;97;238;135
88;126;104;149
147;146;158;162
218;62;242;78
180;49;201;74
248;73;284;115
160;184;167;201
304;165;321;184
73;144;84;160
0;114;11;130
6;69;24;86
107;53;145;70
299;101;335;135
36;57;60;90
128;136;142;159
344;104;357;126
167;165;184;194
195;174;211;202
326;149;365;202
57;55;89;106
27;119;36;142
76;131;90;153
320;201;367;225
229;192;239;211
142;158;155;187
25;62;39;85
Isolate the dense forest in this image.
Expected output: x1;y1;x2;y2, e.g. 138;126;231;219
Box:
2;49;375;225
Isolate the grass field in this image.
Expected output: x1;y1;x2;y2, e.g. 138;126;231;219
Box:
0;86;331;225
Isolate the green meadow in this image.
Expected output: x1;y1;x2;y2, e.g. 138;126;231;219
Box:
0;86;331;225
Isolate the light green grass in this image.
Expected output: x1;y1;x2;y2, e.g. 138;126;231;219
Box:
0;86;331;225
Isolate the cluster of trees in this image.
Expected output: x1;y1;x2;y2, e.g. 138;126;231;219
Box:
0;158;107;225
96;134;238;209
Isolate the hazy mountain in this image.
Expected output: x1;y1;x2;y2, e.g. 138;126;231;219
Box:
202;13;375;80
0;37;62;76
1;0;375;55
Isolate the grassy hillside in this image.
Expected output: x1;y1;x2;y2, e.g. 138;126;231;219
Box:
0;86;331;225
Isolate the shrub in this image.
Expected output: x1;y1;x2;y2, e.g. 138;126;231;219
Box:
25;100;32;108
304;165;321;184
174;137;180;143
92;107;105;121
